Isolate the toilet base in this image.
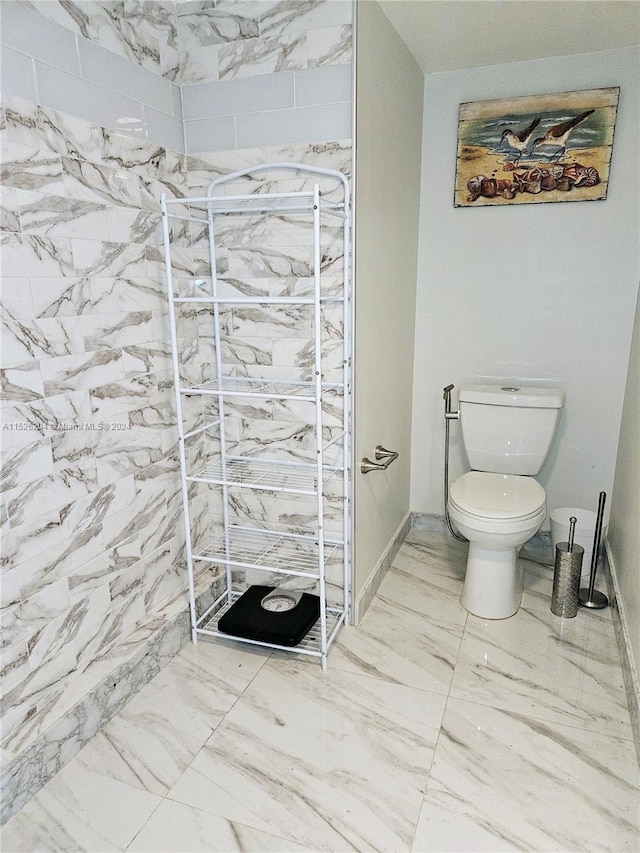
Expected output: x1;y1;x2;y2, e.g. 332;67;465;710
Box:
460;544;524;619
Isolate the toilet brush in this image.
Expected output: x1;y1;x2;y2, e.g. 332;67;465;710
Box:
579;491;609;610
551;516;583;618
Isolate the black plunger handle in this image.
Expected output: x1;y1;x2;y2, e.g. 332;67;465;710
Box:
588;491;606;599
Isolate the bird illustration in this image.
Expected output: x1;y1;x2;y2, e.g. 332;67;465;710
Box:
531;109;594;161
499;117;541;163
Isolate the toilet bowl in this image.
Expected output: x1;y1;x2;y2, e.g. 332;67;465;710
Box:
449;471;546;618
445;383;564;619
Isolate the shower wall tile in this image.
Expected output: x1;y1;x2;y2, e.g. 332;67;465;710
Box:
307;24;352;67
235;101;352;149
0;46;37;103
0;2;81;76
35;64;147;141
1;0;353;820
0;93;188;767
78;38;175;117
182;115;237;154
1;3;183;152
294;64;352;107
182;71;294;120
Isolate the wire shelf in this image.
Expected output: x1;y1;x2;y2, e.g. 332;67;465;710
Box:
196;591;346;658
193;524;343;578
186;456;343;495
179;377;342;400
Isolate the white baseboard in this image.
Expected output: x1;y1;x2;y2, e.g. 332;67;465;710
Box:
604;541;640;763
352;511;411;625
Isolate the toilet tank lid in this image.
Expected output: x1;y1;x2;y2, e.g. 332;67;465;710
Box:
458;384;565;408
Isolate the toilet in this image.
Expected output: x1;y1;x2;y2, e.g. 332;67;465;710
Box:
448;383;565;619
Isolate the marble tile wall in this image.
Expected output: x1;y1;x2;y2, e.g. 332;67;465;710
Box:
1;0;184;151
1;1;354;154
176;0;352;84
179;0;353;152
0;93;201;767
1;0;353;821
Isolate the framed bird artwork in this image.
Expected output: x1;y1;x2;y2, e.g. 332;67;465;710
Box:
453;87;619;207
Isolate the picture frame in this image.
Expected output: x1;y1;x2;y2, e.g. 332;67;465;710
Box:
454;87;619;207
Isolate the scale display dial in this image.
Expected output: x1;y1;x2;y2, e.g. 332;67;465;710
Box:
260;588;304;612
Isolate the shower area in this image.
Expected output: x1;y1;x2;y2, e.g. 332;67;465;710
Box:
0;0;356;822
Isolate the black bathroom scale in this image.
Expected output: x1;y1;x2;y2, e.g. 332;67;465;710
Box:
218;585;320;646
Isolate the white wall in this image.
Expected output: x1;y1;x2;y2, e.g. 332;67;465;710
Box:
608;283;640;679
411;46;640;527
354;1;423;605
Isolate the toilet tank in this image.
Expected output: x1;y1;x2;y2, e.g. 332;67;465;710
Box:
459;384;565;475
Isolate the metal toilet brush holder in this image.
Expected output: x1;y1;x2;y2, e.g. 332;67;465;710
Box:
551;516;583;618
579;491;609;610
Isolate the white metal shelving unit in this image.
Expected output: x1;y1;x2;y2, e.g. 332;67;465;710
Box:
161;163;351;669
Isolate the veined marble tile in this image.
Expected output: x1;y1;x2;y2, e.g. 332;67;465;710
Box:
26;584;113;672
70;639;268;797
175;43;221;84
178;1;259;48
218;32;307;80
58;474;137;536
0;391;92;454
186;146;266;193
128;797;308;852
17;190;109;240
40;348;125;397
61;155;142;208
0;186;20;232
1;642;78;756
3;459;99;530
383;559;468;629
331;590;464;694
17;522;105;602
110;529;184;611
1;309;85;368
0;278;34;320
413;698;640;853
30;276;120;318
266;139;352;177
66;533;139;600
89;373;158;421
102;486;167;551
307;24;352;67
0;437;54;495
230;304;312;339
0;758;162;852
1;143;63;194
121;339;173;376
94;423;165;487
1;576;71;654
397;535;468;582
76;587;147;672
450;599;634;740
1;233;74;278
219;335;273;367
81;310;154;351
0;640;30;698
168;658;447;851
0;510;63;575
70;238;147;279
258;0;354;38
107;207;162;244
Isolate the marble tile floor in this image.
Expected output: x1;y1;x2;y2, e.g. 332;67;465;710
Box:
2;527;639;852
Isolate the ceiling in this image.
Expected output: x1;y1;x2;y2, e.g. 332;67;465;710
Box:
377;1;640;73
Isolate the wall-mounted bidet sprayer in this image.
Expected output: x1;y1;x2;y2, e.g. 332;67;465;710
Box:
442;384;467;542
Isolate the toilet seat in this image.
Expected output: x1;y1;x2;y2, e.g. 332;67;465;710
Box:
449;471;546;521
